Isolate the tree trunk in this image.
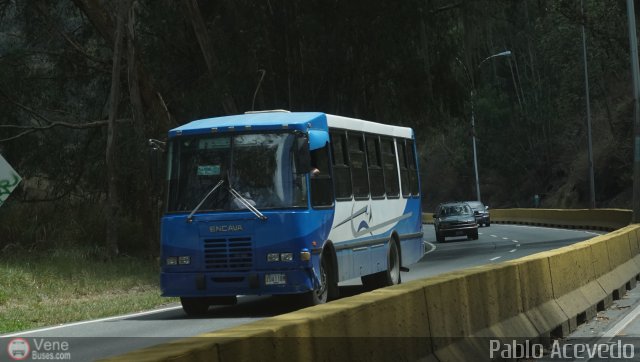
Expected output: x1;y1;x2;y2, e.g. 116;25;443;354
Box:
106;0;130;259
182;0;238;114
73;0;172;258
126;2;159;256
72;0;174;133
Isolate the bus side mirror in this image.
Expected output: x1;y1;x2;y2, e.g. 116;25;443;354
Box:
295;136;311;173
148;139;166;184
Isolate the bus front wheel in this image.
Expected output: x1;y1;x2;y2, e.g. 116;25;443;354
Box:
362;240;401;290
180;297;209;317
303;250;338;306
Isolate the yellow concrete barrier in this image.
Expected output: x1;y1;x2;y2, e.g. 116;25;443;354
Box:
507;253;569;337
489;208;632;230
547;242;605;330
105;211;640;362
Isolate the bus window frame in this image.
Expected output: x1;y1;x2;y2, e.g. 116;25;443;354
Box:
329;129;353;202
398;139;411;199
310;142;335;209
347;131;370;201
380;136;400;199
406;139;421;198
365;134;386;200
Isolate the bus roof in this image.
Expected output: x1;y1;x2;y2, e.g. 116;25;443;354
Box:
325;114;413;138
169;111;414;139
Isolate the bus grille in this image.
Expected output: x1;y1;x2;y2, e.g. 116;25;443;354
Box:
203;237;253;271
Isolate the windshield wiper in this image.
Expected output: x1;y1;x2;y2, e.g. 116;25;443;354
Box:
187;179;225;223
228;186;267;220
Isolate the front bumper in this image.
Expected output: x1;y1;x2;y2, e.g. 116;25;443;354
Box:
161;268;315;297
438;225;478;237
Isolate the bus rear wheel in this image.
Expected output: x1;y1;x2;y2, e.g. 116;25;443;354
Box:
180;297;210;316
362;240;401;290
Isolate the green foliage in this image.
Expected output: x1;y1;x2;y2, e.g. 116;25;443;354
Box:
0;0;636;253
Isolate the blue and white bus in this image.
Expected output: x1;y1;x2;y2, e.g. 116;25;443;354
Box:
161;111;423;315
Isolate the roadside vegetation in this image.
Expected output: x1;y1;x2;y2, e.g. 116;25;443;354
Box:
0;246;175;334
0;0;636;330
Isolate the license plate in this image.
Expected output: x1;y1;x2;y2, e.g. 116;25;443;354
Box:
265;273;287;285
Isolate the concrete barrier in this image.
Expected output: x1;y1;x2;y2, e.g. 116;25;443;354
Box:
490;208;632;231
104;210;640;362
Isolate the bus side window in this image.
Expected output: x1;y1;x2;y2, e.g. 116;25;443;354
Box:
398;140;411;198
407;140;420;196
348;132;369;199
310;142;330;176
330;131;352;200
366;135;385;199
381;137;399;198
310;144;334;207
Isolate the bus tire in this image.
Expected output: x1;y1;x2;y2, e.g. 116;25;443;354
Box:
180;297;209;316
304;250;338;306
361;239;401;290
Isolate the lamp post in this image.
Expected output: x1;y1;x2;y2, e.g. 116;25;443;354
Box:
581;0;596;209
627;0;640;222
457;50;512;202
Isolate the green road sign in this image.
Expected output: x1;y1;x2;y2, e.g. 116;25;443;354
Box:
0;154;21;207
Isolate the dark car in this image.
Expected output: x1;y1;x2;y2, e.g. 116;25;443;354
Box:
466;201;490;227
433;202;479;242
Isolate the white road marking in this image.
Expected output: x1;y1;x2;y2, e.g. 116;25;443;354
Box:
424;241;437;255
512;240;519;243
584;231;602;236
490;256;502;261
1;305;183;337
602;302;640;338
573;302;640;362
490;235;497;238
509;249;517;253
502;237;509;240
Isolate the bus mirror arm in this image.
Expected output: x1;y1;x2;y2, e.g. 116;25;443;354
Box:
148;138;166;152
148;139;166;186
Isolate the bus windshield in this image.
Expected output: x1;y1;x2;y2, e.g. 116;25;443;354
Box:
167;132;308;213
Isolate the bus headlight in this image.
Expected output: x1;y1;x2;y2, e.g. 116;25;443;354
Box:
267;253;294;262
166;256;190;265
267;253;280;262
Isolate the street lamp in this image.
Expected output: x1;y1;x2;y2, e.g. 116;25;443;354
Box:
626;0;640;222
457;50;512;202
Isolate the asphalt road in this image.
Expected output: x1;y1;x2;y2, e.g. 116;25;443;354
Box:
0;224;602;361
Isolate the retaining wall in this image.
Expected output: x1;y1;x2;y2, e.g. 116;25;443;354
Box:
105;209;639;362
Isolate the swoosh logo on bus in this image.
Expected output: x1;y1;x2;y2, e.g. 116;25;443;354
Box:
352;213;413;237
333;205;369;229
